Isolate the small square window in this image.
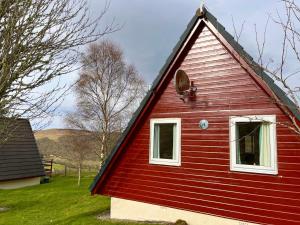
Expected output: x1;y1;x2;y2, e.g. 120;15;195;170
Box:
230;115;277;175
150;118;181;166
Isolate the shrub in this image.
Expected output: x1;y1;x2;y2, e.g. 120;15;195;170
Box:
174;219;188;225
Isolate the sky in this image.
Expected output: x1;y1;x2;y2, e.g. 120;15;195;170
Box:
44;0;298;129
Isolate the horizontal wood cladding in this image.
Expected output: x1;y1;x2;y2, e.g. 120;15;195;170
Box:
105;176;300;213
99;26;300;225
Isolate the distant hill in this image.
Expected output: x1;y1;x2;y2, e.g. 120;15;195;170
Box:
34;129;101;171
34;128;119;169
34;128;100;170
34;129;91;141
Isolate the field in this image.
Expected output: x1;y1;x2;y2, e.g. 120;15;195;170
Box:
0;175;160;225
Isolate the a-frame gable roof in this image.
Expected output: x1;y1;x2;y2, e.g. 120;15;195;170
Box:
0;119;45;181
90;7;300;194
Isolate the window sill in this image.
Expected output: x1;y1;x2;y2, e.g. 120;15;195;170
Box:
230;164;278;175
149;159;181;167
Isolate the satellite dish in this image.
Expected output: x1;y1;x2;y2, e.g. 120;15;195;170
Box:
174;69;190;95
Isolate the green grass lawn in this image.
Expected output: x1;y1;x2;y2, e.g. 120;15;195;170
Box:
0;175;158;225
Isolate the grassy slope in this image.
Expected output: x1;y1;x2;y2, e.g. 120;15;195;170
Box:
0;175;154;225
34;129;89;141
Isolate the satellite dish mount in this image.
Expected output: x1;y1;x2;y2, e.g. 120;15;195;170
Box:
174;69;197;102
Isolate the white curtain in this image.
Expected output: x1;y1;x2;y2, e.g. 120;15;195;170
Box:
259;123;271;167
153;124;160;158
236;125;241;164
172;124;177;160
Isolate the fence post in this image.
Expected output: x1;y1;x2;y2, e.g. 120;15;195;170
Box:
64;165;67;176
50;159;53;177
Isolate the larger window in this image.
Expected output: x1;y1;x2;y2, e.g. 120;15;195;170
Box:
150;118;181;166
230;115;277;175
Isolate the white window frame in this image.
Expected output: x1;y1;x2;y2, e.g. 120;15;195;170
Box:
229;115;278;175
149;118;181;166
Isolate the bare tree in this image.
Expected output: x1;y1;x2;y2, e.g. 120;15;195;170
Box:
59;134;94;186
65;40;146;164
0;0;117;131
231;0;300;135
36;137;59;158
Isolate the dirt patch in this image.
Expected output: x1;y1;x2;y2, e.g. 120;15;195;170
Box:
97;210;171;224
97;210;110;220
0;207;9;212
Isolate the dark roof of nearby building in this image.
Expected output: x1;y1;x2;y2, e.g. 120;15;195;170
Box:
90;6;300;193
0;119;45;182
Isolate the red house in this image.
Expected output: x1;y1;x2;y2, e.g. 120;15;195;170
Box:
90;7;300;225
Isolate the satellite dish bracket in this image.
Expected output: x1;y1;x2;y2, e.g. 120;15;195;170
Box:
174;69;197;102
179;81;197;102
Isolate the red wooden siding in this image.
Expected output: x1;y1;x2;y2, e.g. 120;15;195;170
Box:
98;25;300;225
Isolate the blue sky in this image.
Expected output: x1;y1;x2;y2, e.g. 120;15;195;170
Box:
45;0;297;129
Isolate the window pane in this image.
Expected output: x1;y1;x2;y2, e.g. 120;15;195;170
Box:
153;123;175;160
230;116;276;174
236;122;261;165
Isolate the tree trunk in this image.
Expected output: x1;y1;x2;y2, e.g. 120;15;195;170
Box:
77;164;81;186
99;132;107;166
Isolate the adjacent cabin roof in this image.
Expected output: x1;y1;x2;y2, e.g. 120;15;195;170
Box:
0;119;45;182
90;6;300;193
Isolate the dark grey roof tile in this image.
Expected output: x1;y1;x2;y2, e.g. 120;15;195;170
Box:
0;119;45;181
